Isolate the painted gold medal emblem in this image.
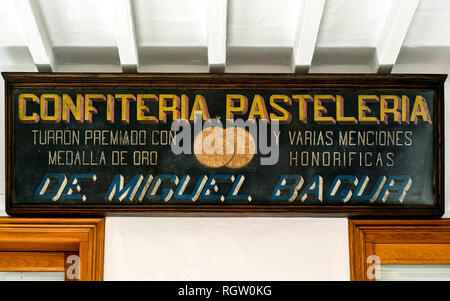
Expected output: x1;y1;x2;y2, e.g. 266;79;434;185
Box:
224;127;256;168
193;127;234;168
194;126;256;168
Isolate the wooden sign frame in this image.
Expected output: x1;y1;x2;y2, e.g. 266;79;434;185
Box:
3;73;446;217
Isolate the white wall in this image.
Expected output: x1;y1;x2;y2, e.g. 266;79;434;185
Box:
1;47;449;280
104;217;349;280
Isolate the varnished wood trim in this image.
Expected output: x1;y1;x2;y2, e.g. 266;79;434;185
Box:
374;244;450;264
2;72;447;85
349;219;450;281
0;251;64;272
0;218;104;280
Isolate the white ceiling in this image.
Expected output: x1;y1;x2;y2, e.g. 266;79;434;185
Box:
316;0;393;47
0;0;449;72
228;0;301;47
404;0;450;46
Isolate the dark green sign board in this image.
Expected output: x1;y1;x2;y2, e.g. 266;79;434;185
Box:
3;73;446;216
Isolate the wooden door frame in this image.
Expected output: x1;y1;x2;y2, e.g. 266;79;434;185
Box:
0;217;105;281
349;219;450;281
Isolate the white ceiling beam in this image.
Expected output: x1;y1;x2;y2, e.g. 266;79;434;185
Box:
13;0;55;72
112;0;139;73
376;0;420;74
207;0;228;73
292;0;325;73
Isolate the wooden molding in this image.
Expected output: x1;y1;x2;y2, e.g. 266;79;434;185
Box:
0;252;64;272
349;219;450;281
0;218;105;281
